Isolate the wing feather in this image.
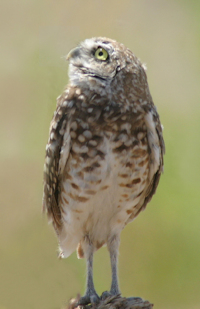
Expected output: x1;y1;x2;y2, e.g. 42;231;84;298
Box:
126;108;165;222
142;109;165;209
43;96;71;231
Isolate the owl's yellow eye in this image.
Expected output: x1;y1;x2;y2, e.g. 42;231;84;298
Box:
94;48;108;61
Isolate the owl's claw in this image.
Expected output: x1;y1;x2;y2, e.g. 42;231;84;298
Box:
101;291;111;300
101;290;121;300
76;292;100;306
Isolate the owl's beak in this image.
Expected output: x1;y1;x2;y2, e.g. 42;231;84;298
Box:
66;47;80;61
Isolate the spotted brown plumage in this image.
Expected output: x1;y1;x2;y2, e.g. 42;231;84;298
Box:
43;37;165;305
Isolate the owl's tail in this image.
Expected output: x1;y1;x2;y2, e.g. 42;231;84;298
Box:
58;230;80;258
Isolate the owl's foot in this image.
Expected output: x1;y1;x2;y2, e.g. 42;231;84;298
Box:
101;293;143;304
101;290;121;300
76;292;100;306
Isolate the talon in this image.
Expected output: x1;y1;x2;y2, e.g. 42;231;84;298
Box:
90;294;99;304
101;291;111;300
76;295;90;306
76;293;100;306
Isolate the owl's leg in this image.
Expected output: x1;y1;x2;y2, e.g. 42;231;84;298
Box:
77;238;99;306
108;235;121;295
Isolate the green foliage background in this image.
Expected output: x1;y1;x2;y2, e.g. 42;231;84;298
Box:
1;1;200;308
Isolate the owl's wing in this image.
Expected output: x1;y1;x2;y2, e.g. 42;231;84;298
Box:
127;108;165;222
43;94;71;231
141;110;165;207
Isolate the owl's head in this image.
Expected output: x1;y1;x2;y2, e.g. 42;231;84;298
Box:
67;37;145;96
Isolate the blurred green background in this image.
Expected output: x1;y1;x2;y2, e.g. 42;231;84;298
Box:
1;1;200;308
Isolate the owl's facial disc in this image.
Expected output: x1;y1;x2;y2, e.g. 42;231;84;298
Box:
67;40;120;86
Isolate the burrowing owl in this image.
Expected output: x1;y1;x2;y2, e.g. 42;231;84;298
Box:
43;37;165;305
